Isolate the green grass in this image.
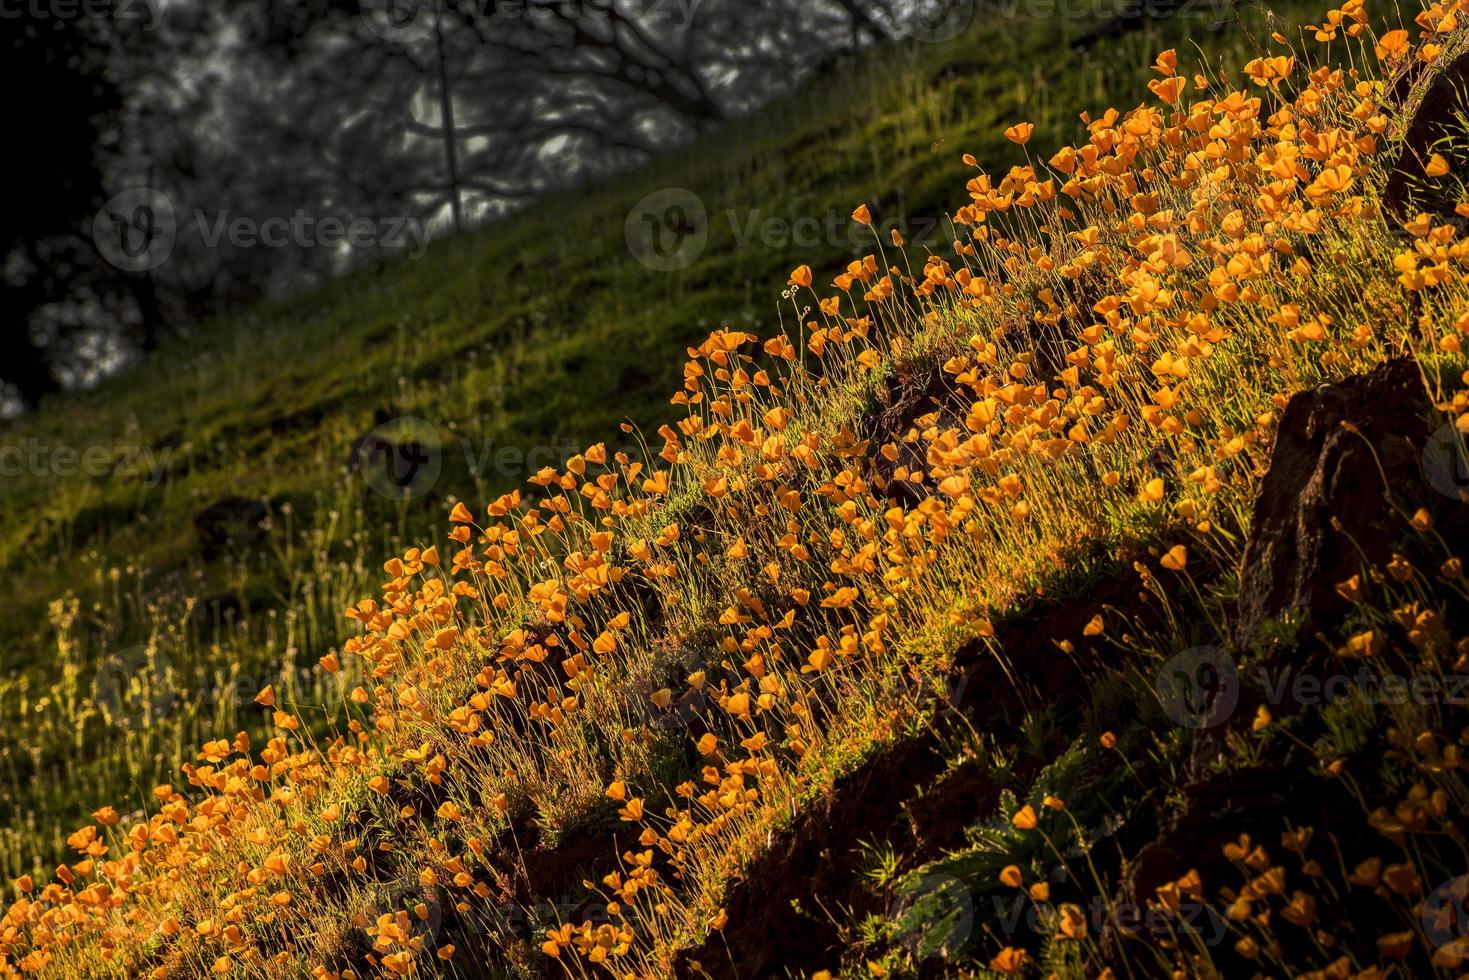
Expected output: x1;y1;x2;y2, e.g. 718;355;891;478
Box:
0;0;1320;876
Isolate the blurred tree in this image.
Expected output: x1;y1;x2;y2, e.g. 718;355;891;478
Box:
0;13;120;405
3;0;966;406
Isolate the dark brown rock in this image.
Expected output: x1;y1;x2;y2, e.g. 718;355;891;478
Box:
673;736;959;980
1104;758;1367;971
1234;358;1429;650
672;563;1156;979
1383;50;1469;223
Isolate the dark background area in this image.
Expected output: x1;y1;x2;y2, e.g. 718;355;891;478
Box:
2;0;977;412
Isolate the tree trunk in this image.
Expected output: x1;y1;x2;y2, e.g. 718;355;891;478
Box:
128;273;167;352
434;16;464;234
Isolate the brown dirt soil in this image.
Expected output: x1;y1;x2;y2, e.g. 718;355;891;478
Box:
675;562;1164;978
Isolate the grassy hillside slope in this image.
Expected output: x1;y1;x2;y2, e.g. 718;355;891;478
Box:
0;1;1322;874
3;2;1469;978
